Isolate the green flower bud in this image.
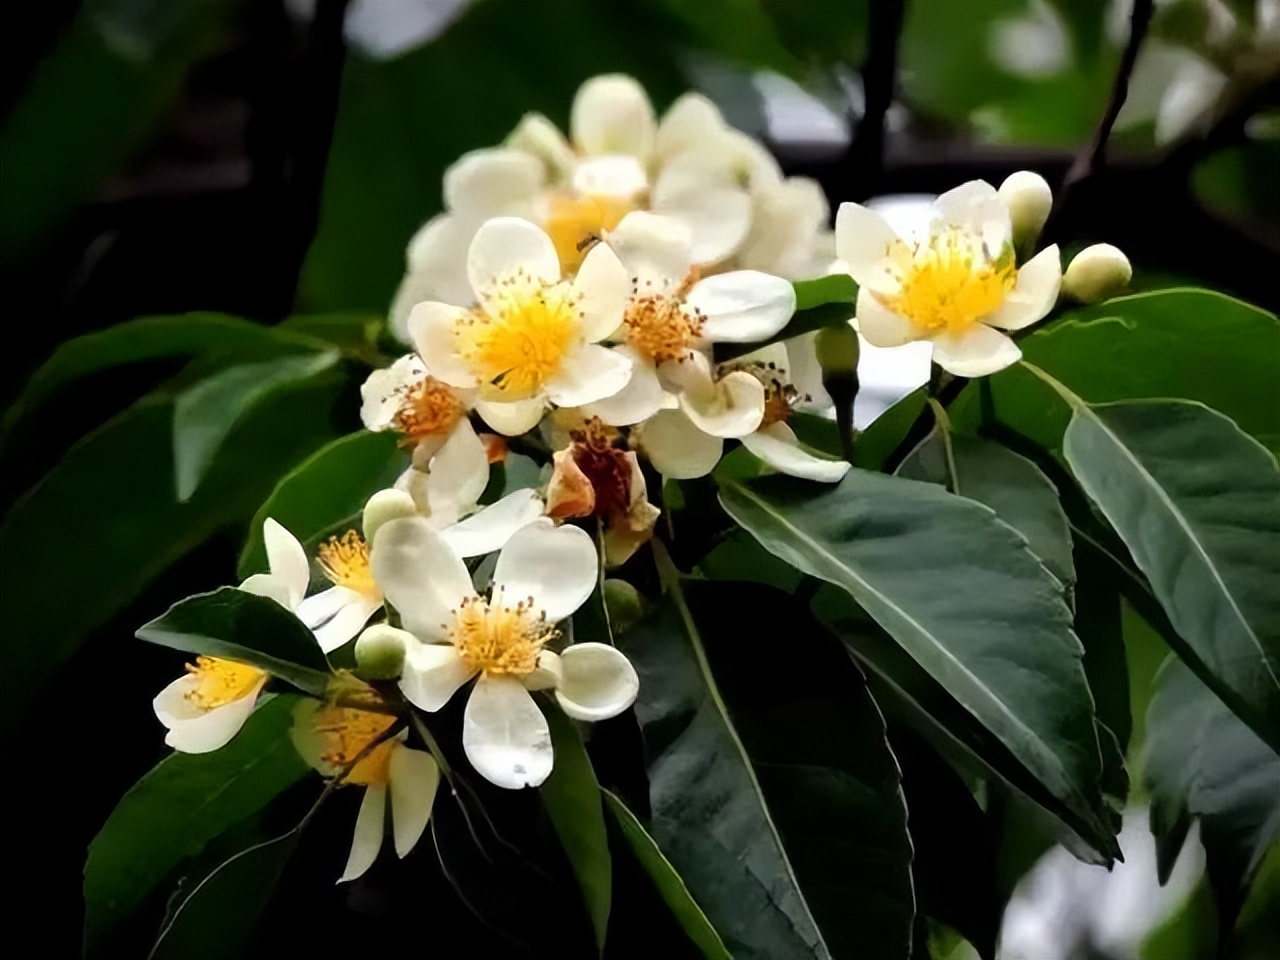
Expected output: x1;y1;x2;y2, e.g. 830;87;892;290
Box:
362;488;417;543
354;624;407;680
603;578;644;636
1063;244;1132;304
998;171;1053;248
814;323;861;378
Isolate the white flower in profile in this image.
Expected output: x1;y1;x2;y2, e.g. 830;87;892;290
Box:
152;517;308;753
837;180;1062;377
291;701;439;883
368;517;638;789
409;217;634;437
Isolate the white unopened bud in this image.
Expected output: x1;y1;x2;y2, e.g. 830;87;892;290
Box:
362;488;417;543
998;171;1053;247
1063;244;1132;304
354;624;407;680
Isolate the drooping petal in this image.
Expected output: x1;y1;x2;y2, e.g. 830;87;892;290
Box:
398;640;476;712
688;270;796;344
443;148;542;219
581;348;671;426
463;676;554;789
370;517;476;641
652;166;751;265
507;112;576;182
360;355;427;432
238;572;293;610
571;155;648;201
467;217;560;299
834;201;902;290
982;244;1062;331
655;92;725;160
543;344;633;409
680;370;765;439
492;519;596;622
474;396;546;437
437;488;545;558
854;286;919;348
340;784;386;883
931;324;1021;378
262;518;309;610
932;180;1012;257
408;301;477;389
571;74;656;159
741;422;852;483
555;643;640;722
605;210;694;287
572;241;632;342
153;675;265;754
389;745;440;858
310;592;383;654
635;409;723;479
423;420;489;524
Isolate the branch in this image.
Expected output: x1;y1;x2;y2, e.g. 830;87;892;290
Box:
839;0;909;197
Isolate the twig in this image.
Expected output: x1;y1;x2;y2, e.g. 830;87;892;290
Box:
840;0;909;197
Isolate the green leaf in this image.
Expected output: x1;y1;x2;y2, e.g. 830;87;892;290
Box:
853;387;927;471
173;351;340;501
83;695;310;957
541;706;612;953
718;274;857;361
603;790;730;960
137;587;332;696
719;471;1114;856
1052;393;1280;751
618;569;915;959
897;431;1075;586
238;430;406;577
1144;657;1280;929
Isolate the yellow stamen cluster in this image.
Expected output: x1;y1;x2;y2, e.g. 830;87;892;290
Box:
455;270;579;400
392;375;464;441
313;706;397;786
624;269;704;364
545;193;635;272
881;231;1015;335
318;531;378;597
448;593;558;678
183;656;264;711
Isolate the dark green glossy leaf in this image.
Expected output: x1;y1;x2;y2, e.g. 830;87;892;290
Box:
173;352;339;501
83;695;309;957
541;706;611;953
854;387;927;471
137;587;332;695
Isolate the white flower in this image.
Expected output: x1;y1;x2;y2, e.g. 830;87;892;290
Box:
634;343;850;483
583;211;796;428
836;180;1062;377
291;701;439;883
368;517;638;789
152;517;307;753
408;217;634;436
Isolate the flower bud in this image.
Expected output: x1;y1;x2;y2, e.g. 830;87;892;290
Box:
362;488;417;543
998;171;1053;248
354;624;407;680
1063;244;1132;304
815;323;861;378
603;579;644;636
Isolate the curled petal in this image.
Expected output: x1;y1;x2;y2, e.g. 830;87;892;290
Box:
555;643;640;722
741;422;851;483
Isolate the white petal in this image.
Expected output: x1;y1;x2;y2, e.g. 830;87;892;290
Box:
652;170;751;264
581;348;670;426
983;244;1062;331
296;584;357;627
742;422;851;483
834;202;902;288
655;92;725;160
855;286;919;348
688;271;796;343
605;211;694;286
680;370;765;439
370;517;476;641
474;396;546;437
523;649;563;692
555;643;639;721
408;301;477;389
784;332;833;410
732;341;791;376
261;518;309;610
238;573;293;610
154;676;264;754
571;74;655;158
571;155;649;201
932;325;1022;377
423;420;489;523
311;593;383;654
390;218;474;343
635;409;723;479
438;488;545;558
443;148;542;218
389;745;440;858
359;355;426;431
463;676;553;789
507;112;575;181
492;519;596;622
932;180;1012;256
543;344;633;408
467;217;560;298
340;784;386;883
398;640;476;712
571;241;632;342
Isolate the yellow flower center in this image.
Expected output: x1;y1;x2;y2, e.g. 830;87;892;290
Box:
880;232;1016;335
448;593;558;678
624;269;705;364
392;376;464;441
318;531;378;597
545;193;635;272
455;272;579;401
313;705;397;786
184;656;264;711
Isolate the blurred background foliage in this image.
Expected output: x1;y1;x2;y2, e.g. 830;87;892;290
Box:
0;0;1276;957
